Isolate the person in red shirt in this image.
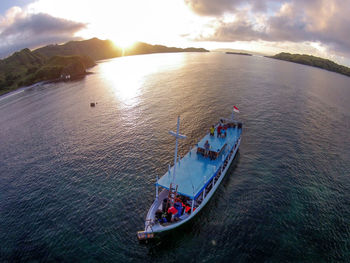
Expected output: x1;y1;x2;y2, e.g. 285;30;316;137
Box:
222;125;227;138
217;125;222;137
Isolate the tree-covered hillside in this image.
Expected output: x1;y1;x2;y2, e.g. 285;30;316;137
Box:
0;48;95;95
268;53;350;77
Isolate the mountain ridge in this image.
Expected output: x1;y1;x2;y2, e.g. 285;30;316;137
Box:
0;38;209;95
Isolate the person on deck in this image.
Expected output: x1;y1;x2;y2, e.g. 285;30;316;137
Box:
204;140;210;157
217;125;222;137
222;126;227;138
210;125;215;136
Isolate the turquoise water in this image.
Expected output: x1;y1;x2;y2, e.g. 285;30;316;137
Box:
0;52;349;262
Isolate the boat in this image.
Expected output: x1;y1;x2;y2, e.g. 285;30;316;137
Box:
137;107;242;241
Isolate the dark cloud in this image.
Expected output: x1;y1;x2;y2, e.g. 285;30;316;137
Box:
189;0;350;57
0;12;86;58
0;13;85;37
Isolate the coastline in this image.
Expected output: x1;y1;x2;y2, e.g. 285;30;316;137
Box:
0;71;93;99
0;81;46;101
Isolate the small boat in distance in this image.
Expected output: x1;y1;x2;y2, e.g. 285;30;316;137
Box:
137;107;242;241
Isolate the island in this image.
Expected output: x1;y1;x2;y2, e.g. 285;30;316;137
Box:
226;52;252;56
267;52;350;78
0;38;209;96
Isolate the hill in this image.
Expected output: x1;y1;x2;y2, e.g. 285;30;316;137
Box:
0;48;46;87
34;38;122;61
0;48;95;96
268;52;350;77
124;42;208;56
34;38;208;59
25;55;95;85
0;38;209;96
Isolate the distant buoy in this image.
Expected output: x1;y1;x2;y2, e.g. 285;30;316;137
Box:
90;102;96;107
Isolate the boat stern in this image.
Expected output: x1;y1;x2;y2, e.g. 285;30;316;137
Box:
137;230;154;241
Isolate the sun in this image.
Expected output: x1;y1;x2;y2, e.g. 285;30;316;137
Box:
111;35;137;49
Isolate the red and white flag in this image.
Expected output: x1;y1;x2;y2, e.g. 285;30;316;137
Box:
233;105;240;113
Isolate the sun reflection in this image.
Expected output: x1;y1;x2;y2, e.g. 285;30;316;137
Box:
100;58;142;106
99;53;186;107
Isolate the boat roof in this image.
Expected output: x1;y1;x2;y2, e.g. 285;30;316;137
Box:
197;129;227;153
156;126;242;199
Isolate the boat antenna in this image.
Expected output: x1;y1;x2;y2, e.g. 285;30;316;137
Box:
169;116;186;183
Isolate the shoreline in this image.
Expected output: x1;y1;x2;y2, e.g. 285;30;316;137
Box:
0;71;93;99
0;81;47;102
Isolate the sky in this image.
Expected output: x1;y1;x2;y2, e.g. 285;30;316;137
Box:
1;0;350;66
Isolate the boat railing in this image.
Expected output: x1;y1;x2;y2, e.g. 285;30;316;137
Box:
145;219;155;232
197;123;242;160
194;139;239;203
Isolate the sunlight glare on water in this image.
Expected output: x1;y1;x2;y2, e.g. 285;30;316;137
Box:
99;53;186;107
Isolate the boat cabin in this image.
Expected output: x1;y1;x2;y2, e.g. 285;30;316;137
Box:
197;120;239;160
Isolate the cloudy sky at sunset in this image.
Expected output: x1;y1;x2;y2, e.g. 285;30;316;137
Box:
1;0;350;66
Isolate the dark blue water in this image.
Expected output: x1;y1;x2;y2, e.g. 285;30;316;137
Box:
1;52;349;262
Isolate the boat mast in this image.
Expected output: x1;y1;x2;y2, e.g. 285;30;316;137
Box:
169;116;186;183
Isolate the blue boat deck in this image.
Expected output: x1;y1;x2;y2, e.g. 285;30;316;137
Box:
157;126;242;199
197;129;228;153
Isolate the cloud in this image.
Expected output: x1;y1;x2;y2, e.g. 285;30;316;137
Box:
0;7;86;58
199;10;268;42
184;0;237;16
186;0;350;58
184;0;269;16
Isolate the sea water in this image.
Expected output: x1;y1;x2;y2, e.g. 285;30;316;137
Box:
1;52;349;262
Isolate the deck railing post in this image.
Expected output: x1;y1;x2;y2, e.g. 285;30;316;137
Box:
222;155;224;172
203;176;206;199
